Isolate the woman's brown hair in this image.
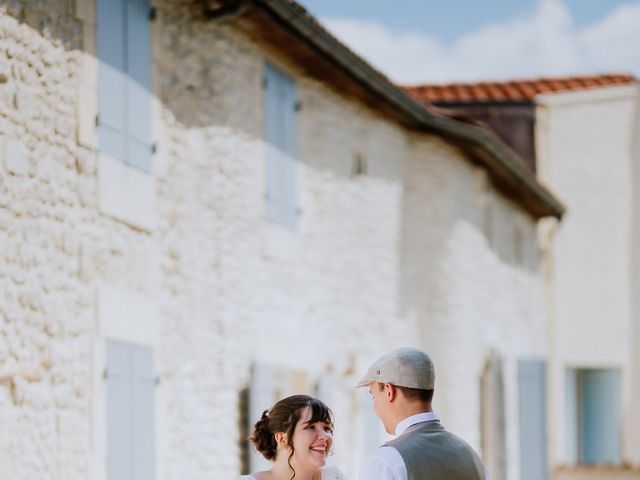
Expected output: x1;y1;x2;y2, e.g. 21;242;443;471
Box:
250;395;334;479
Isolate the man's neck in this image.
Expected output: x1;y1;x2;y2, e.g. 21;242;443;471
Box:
391;403;433;434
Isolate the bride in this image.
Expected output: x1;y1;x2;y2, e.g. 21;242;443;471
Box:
239;395;347;480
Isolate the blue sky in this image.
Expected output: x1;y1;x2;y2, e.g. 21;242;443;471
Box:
299;0;640;83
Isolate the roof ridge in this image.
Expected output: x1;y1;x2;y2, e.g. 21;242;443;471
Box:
404;72;637;89
403;73;637;103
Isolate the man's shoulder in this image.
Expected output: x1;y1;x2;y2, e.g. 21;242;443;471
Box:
391;422;481;456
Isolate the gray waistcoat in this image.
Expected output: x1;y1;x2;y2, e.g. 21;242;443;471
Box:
385;420;485;480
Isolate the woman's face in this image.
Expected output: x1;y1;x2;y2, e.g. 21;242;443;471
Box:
288;406;333;470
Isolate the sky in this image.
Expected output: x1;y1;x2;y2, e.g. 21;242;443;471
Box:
298;0;640;85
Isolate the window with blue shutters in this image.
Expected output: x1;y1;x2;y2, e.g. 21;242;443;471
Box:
263;62;298;228
97;0;152;172
518;360;549;480
566;368;621;466
106;341;155;480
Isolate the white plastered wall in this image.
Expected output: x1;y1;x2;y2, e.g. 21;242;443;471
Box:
536;84;640;469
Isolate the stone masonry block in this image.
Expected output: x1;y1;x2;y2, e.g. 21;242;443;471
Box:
2;136;33;176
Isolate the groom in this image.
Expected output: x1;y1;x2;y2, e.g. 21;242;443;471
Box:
356;347;485;480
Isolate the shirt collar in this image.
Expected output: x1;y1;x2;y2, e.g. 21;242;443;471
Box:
394;411;439;436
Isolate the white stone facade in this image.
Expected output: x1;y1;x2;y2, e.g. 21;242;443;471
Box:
0;2;549;480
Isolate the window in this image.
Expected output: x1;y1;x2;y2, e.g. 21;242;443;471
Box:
566;368;621;465
106;341;155;480
263;62;298;228
518;360;549;480
97;0;152;171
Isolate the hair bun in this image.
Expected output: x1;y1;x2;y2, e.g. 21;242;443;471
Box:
250;410;278;460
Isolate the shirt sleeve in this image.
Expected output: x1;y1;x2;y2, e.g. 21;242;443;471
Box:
358;446;407;480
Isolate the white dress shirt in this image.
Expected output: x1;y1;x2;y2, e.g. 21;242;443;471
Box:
358;412;439;480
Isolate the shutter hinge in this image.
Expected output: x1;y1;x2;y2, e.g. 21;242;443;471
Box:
149;6;157;21
151;142;157;154
103;368;108;380
95;114;100;127
155;376;161;386
294;100;302;112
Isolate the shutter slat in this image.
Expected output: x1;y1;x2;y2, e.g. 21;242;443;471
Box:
97;0;127;161
126;0;152;171
265;64;285;223
107;342;155;480
283;78;297;227
565;369;578;465
107;341;135;480
133;345;155;479
264;62;297;227
518;360;549;480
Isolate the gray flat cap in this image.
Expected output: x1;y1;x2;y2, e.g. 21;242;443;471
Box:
356;347;435;389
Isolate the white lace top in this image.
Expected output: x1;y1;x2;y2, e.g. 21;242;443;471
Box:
238;464;347;480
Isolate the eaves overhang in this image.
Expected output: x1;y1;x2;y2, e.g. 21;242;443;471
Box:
203;0;565;219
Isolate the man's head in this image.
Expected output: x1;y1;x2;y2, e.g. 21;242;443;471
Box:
357;347;435;434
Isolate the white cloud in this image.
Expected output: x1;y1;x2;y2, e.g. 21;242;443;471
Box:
578;3;640;73
320;0;640;84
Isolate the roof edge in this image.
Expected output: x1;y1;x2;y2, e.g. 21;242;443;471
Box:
249;0;565;219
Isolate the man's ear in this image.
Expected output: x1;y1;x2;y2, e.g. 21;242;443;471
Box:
385;383;398;402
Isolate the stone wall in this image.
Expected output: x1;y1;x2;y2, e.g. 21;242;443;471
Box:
0;3;93;479
0;1;547;479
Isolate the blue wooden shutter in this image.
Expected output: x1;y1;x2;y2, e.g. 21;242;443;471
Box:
579;369;620;464
132;344;155;478
518;360;549;480
264;62;297;227
97;0;127;162
564;369;578;465
106;341;134;480
107;341;155;480
125;0;152;171
264;64;285;223
281;72;297;227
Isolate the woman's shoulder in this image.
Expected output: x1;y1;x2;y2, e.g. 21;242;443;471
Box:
322;465;348;480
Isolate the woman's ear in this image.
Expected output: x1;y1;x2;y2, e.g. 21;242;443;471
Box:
274;432;287;449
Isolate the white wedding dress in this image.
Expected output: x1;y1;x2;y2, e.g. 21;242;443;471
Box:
239;464;348;480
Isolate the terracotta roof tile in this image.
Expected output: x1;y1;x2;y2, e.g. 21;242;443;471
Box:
404;74;637;104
